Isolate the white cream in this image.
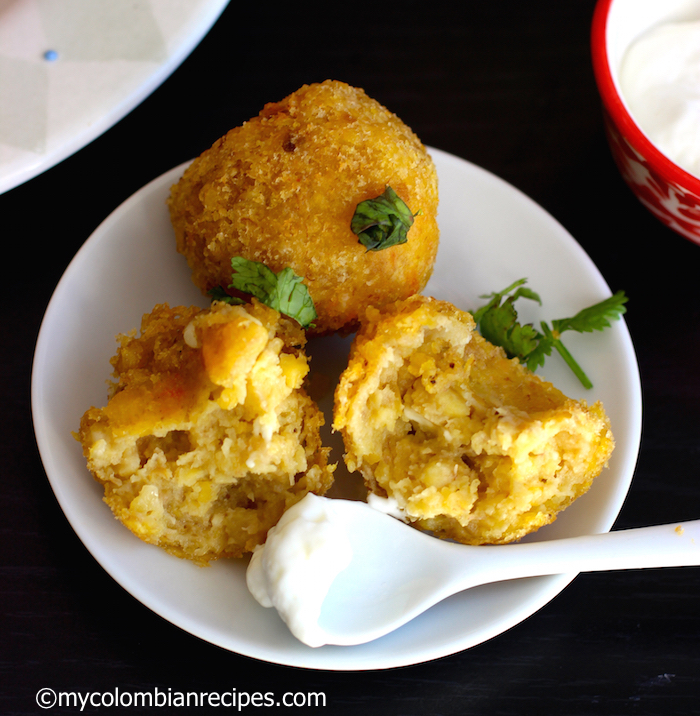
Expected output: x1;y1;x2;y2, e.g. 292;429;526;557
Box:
366;492;407;521
620;20;700;177
246;493;352;648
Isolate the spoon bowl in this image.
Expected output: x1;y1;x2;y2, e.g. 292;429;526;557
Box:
317;500;700;646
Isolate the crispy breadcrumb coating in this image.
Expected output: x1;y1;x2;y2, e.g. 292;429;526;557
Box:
75;300;335;564
333;296;615;545
168;80;439;335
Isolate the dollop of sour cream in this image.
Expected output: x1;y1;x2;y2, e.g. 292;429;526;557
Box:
246;493;353;648
620;20;700;178
366;492;407;521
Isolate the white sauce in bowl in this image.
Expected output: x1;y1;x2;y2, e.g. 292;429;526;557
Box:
620;20;700;178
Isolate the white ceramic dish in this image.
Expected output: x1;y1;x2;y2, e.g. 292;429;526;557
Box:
0;0;230;194
31;148;642;670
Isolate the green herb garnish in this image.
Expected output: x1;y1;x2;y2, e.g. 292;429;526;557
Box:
472;278;628;389
208;257;317;329
208;285;238;303
351;186;417;251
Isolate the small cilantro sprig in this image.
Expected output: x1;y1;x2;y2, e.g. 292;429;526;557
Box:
208;257;317;329
351;186;418;251
472;278;628;389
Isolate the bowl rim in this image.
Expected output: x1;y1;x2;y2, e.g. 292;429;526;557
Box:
591;0;700;194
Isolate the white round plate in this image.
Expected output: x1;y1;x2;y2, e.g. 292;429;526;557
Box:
0;0;230;194
31;148;642;670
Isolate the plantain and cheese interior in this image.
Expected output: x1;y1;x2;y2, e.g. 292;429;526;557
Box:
75;300;335;565
333;295;615;545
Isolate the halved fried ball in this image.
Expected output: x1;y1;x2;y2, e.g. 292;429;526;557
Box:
333;296;615;545
168;80;439;335
75;300;335;564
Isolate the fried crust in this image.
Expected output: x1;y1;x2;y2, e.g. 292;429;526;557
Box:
168;80;439;335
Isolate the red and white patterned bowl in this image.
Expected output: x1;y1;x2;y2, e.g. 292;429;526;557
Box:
592;0;700;246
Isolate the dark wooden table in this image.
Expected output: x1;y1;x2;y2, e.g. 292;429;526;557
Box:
4;2;700;713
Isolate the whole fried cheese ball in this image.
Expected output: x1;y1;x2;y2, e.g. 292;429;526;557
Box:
333;296;615;545
75;300;335;564
167;80;439;334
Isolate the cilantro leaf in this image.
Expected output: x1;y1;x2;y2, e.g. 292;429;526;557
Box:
477;295;541;359
524;335;553;374
472;279;628;389
550;291;628;335
351;186;417;251
209;257;317;329
267;267;318;329
208;285;244;304
473;278;543;358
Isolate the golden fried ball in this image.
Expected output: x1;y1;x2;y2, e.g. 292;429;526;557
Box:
333;295;615;545
168;80;439;335
75;300;335;564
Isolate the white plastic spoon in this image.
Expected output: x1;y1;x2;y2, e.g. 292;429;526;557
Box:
306;498;700;647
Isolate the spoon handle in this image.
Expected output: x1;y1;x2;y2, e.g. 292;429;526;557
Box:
459;519;700;589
